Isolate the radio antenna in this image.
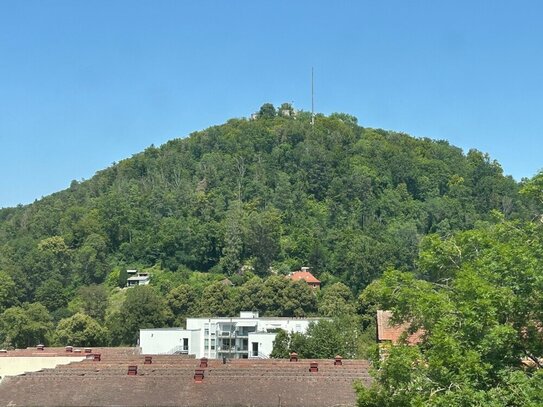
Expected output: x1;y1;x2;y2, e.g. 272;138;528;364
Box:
311;67;315;125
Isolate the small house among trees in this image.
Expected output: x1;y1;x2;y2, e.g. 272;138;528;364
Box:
286;267;320;289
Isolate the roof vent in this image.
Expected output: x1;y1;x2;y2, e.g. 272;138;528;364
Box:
289;352;298;362
36;344;44;351
194;369;205;383
0;349;7;354
84;348;92;353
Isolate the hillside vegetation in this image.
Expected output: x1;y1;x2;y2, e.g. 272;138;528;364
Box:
0;105;539;352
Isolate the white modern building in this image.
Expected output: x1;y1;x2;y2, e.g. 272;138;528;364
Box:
126;271;150;287
140;311;321;359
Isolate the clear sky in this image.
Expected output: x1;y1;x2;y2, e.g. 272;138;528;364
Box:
1;1;541;208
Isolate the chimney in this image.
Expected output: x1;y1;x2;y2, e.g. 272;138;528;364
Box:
194;369;205;383
127;365;138;376
93;353;101;362
301;266;310;272
309;361;319;373
199;357;208;368
144;356;152;365
334;355;343;366
84;348;92;353
36;344;45;351
289;352;298;362
65;346;73;353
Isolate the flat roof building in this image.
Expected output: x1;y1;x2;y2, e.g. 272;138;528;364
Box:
140;311;321;359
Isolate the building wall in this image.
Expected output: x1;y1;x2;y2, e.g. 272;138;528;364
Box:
140;314;321;359
0;357;86;381
248;333;276;358
140;329;195;355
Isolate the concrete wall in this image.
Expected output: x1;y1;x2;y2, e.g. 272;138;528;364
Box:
0;357;85;382
248;333;276;358
140;329;195;355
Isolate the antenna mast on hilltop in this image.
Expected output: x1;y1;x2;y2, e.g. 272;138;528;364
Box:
311;67;315;125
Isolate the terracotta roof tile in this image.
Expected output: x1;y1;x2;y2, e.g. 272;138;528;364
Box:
287;271;321;284
0;348;370;406
376;310;423;345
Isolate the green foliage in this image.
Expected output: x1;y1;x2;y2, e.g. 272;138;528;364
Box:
114;286;169;345
318;282;355;316
270;329;290;358
0;271;18;312
0;110;535;355
270;316;367;359
358;220;543;406
0;303;53;348
166;283;197;324
54;312;108;346
69;284;108;322
35;279;68;312
258;103;276;119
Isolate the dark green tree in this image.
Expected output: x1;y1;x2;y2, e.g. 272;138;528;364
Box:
54;313;108;346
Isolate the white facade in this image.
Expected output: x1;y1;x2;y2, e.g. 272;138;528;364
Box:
140;312;320;359
127;273;150;287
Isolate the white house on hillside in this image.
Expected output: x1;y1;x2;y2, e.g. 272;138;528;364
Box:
126;270;150;287
140;311;321;359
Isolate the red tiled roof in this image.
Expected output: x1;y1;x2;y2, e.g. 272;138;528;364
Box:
0;348;371;407
287;271;321;284
376;310;423;345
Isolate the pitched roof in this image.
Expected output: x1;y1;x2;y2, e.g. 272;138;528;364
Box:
376;310;423;345
288;271;321;284
0;347;371;406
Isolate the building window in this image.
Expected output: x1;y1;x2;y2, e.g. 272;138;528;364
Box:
183;338;189;351
204;339;209;349
211;339;216;350
204;328;209;336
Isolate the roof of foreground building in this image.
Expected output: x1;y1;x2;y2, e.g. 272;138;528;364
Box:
0;347;371;407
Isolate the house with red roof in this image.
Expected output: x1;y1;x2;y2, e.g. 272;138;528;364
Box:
376;310;423;358
287;267;321;289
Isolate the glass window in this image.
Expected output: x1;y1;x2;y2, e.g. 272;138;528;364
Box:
211;339;216;350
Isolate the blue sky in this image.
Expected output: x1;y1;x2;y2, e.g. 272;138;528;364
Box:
0;0;541;208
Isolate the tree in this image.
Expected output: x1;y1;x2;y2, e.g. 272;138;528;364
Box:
246;209;282;276
0;303;53;348
35;279;68;312
304;316;362;359
318;282;355;316
258;103;276;119
166;284;196;324
55;313;108;346
197;282;233;317
0;271;18;313
117;286;169;344
270;329;290;358
358;220;543;406
72;284;108;322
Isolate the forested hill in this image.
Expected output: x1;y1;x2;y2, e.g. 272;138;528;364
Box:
0;106;532;305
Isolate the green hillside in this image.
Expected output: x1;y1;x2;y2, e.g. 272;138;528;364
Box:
0;105;538;349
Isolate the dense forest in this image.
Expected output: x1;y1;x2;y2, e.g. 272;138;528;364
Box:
0;104;542;403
